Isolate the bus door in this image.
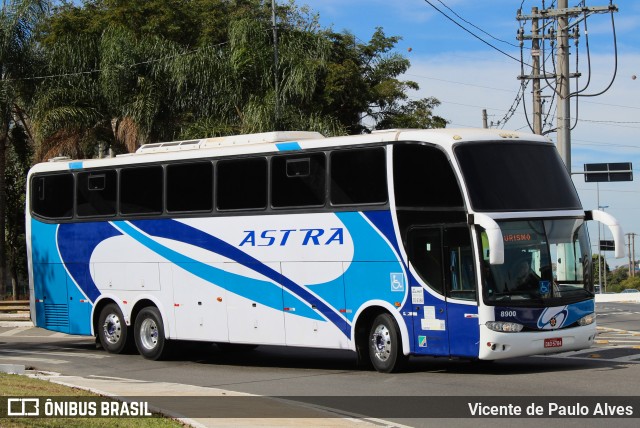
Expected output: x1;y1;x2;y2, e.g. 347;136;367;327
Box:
408;227;449;356
408;226;478;357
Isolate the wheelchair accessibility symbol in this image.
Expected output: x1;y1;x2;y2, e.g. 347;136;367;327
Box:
390;273;405;292
539;280;550;295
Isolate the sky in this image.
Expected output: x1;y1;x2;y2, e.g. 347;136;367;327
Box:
302;0;640;269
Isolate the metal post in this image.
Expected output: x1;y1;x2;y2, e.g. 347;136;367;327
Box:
597;183;602;288
598;203;609;289
532;7;542;134
556;0;571;172
482;109;488;129
633;233;637;277
628;233;633;277
271;0;280;129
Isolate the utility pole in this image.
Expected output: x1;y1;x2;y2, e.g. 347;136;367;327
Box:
482;109;488;129
627;233;633;277
516;3;618;169
556;0;571;172
633;233;637;277
531;8;542;135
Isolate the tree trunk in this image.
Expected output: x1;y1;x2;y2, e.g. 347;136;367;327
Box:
0;120;8;300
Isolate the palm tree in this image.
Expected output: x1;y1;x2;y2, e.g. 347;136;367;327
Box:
33;26;182;160
0;0;48;299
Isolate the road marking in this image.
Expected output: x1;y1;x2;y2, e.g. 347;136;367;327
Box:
0;327;26;337
0;348;108;360
0;355;68;364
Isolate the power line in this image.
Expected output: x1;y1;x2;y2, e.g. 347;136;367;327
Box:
6;40;230;82
434;0;525;50
403;73;516;93
422;0;530;66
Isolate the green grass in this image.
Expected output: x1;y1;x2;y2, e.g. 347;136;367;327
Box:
0;373;187;427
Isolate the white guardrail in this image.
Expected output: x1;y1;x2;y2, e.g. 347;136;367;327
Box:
595;293;640;303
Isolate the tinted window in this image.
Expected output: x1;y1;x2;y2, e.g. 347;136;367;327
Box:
330;148;387;205
120;166;163;215
272;153;326;208
77;170;117;217
217;157;267;210
167;162;213;212
455;142;582;211
32;174;74;219
394;144;463;208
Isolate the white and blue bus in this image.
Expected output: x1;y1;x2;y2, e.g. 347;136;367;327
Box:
26;129;624;372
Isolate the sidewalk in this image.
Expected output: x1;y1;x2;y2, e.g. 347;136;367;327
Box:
7;369;392;428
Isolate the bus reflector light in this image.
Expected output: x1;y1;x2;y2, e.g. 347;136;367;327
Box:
217;297;222;302
394;302;401;307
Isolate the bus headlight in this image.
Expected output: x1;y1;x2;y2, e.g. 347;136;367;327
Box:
577;313;596;326
486;321;524;332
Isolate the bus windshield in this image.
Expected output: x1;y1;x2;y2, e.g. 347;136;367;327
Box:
480;219;593;306
455;142;582;212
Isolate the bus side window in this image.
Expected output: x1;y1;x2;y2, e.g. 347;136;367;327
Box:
446;227;476;301
272;153;326;208
217;157;267;211
77;171;117;217
167;162;213;212
410;229;445;295
32;174;74;219
120;166;163;215
394;143;463;208
330;147;387;206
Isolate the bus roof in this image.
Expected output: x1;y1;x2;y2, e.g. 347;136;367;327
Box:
29;128;551;174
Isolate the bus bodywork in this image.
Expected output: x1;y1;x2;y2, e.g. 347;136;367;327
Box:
26;129;624;372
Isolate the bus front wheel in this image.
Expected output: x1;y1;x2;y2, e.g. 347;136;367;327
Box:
98;303;130;354
134;307;168;360
368;313;407;373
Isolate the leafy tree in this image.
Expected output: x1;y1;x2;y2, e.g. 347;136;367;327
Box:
317;28;447;134
35;1;443;157
619;276;640;292
0;0;48;298
607;265;629;289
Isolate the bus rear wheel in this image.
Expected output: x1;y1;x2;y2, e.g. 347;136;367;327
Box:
368;313;407;373
134;307;169;360
98;303;130;354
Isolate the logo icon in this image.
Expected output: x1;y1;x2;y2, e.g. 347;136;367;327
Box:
550;317;557;327
418;336;427;347
7;398;40;416
390;273;405;292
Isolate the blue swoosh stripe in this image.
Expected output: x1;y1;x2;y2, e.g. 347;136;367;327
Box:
121;220;350;338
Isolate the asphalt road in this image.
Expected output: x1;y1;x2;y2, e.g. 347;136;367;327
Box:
1;302;639;428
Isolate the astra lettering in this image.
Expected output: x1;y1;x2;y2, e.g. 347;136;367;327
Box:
239;228;344;246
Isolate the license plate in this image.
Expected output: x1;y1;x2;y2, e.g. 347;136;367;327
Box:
544;338;562;348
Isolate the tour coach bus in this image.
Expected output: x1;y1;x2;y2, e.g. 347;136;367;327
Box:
26;128;624;372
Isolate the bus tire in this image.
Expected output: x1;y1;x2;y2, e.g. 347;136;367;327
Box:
98;303;130;354
134;307;168;360
368;313;407;373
